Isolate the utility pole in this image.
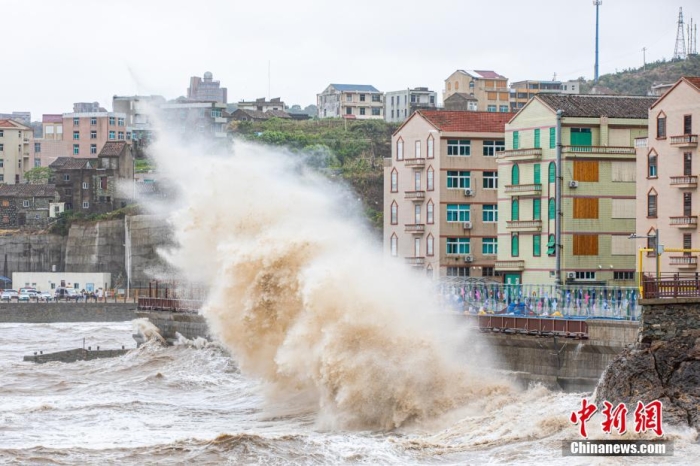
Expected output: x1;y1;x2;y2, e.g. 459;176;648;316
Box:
642;47;647;70
593;0;602;83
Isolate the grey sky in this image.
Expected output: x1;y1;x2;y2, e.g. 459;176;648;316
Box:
2;0;698;118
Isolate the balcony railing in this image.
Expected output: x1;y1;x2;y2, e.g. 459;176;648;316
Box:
404;256;425;266
562;145;636;156
669;134;698;147
670;216;698;228
501;148;542;160
495;260;525;271
404;158;426;168
634;137;648;148
404;190;425;201
506;220;542;231
670;176;698;188
670;256;698;268
504;183;542;196
404;223;425;234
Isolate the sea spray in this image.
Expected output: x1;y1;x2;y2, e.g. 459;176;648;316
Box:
149;138;510;429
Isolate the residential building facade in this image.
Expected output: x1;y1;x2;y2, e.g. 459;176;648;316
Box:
158;101;228;139
0;119;33;184
384;110;513;279
384;88;437;123
62;111;129;159
635;77;700;276
496;94;656;286
34;114;68;167
443;70;509;112
317;84;384;119
509;79;581;111
237;97;286;112
0;184;58;228
187;71;227;103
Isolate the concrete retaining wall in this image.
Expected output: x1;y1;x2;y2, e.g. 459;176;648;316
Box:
23;348;129;363
136;311;210;344
0;303;136;323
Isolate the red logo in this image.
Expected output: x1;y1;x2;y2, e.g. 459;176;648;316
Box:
570;399;663;438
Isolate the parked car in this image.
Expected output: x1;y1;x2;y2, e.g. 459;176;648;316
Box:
1;289;19;301
19;288;38;300
18;292;31;302
38;291;53;302
54;287;80;301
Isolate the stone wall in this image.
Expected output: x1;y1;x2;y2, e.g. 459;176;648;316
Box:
0;233;65;276
638;298;700;343
64;219;126;278
0;303;136;323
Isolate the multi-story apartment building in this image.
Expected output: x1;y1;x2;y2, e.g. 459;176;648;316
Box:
384;110;513;279
384;88;437;123
158;101;228;140
317;84;384;119
187;71;227;103
635;77;700;276
237;97;286;112
112;95;166;158
443;70;509;112
62;111;129;159
0;119;33;184
0;112;31;125
34;114;68;167
496;94;656;286
509;79;581;111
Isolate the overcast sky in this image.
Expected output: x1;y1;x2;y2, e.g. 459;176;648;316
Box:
2;0;698;118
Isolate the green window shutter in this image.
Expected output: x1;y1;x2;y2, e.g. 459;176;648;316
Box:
533;235;541;256
571;128;592;146
548;198;555;220
512;164;519;185
548;162;556;183
547;234;556;255
549;127;555;148
513;131;519;149
534;164;541;184
511;235;519;257
533;198;541;220
534;129;540;148
511;199;519;221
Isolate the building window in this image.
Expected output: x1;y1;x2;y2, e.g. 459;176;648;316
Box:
513;131;519;149
427;201;434;224
467;101;478;111
63;174;70;181
109;116;115;125
684;234;692;256
573;234;599;255
414;171;421;191
647;191;657;217
657;115;666;138
22;200;30;208
684;115;692;135
533;234;541;256
486;105;496;112
90;117;97;125
447;267;470;277
482;238;497;255
346;94;352;102
109;131;115;140
684;192;692;216
549;198;555;220
446;204;470;222
414;204;421;224
511;198;519;220
126;132;131;140
427;234;434;256
499;105;509;112
427;167;434;191
482;205;498;222
483;267;497;277
511;164;520;185
73;131;79;140
648;152;657;178
446;238;470;255
547;234;556;255
685;152;692;175
549;127;556;148
371;108;381;116
390;169;398;192
65;188;72;195
345;107;352;115
511;234;519;257
447;171;470;189
0;144;3;151
574;271;596;281
396;139;404;160
73;144;79;155
34;159;41;168
390;202;398;224
549;162;556;183
414;140;421;159
90;131;97;139
533;198;541;220
118;132;125;140
82;201;89;209
118;117;125;127
34;142;41;153
427;136;434;158
447;139;471;156
483;140;505;156
359;108;366;116
390;234;398;257
90;144;97;154
534;129;541;148
483;171;498;189
359;94;366;102
613;271;635;280
534;164;541;184
73;117;79;126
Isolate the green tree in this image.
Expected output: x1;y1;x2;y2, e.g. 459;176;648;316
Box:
24;167;53;184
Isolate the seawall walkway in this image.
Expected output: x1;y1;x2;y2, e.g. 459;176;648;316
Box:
0;303;137;323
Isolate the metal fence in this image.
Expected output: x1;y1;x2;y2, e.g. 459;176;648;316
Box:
438;279;641;320
641;273;700;299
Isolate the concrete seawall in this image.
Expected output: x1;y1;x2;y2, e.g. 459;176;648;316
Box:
0;303;137;323
135;311;210;344
23;348;130;363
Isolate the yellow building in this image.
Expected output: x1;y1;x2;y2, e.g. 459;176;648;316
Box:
0;119;33;184
443;70;509;113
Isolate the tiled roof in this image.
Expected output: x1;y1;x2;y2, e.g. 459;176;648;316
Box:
330;84;380;93
234;108;268;119
457;70;506;80
0;184;57;198
0;119;29;129
536;94;656;118
683;77;700;91
418;110;514;133
49;157;98;170
444;93;478;101
42;114;63;123
99;141;128;157
266;109;291;119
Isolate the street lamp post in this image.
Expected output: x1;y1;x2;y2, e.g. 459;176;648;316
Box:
629;230;662;279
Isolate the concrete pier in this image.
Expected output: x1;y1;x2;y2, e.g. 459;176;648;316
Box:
23;348;130;364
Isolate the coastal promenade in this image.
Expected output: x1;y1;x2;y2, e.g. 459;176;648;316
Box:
0;303;136;323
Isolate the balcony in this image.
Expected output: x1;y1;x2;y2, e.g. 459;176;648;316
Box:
506;220;542;232
504;183;542;197
495;260;525;271
404;158;426;168
670;175;698;189
562;145;636;159
404;224;425;235
670;216;698;229
634;137;648;148
670;255;698;269
404;190;425;202
23;138;30;143
669;134;698;148
404;256;425;267
214;117;227;124
501;148;542;161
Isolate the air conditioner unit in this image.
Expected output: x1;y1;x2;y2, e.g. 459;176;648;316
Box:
464;255;474;263
462;221;472;230
464;188;474;197
567;272;576;279
569;180;579;188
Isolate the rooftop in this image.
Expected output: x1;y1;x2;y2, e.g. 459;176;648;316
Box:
0;119;30;130
50;157;97;170
417;110;514;133
456;70;507;80
99;141;129;157
329;84;380;93
0;184;57;198
536;94;657;118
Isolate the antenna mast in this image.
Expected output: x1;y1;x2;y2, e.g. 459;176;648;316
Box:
593;0;602;83
674;7;687;60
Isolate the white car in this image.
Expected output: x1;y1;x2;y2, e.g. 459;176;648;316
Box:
1;290;19;301
18;292;30;302
20;288;38;299
38;292;53;302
